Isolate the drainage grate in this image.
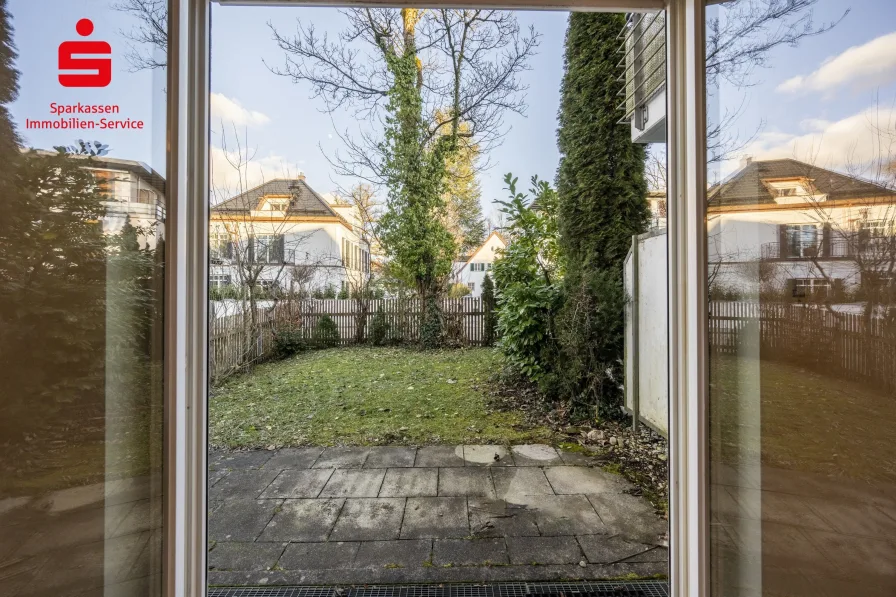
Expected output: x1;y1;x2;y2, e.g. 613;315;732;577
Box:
208;581;668;597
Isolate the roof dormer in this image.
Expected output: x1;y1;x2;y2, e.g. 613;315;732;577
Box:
762;177;826;204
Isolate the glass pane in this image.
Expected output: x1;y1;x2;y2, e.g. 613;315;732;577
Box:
706;1;896;595
0;1;168;595
207;5;668;590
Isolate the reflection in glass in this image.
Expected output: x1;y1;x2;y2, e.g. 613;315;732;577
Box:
0;1;167;595
706;1;896;595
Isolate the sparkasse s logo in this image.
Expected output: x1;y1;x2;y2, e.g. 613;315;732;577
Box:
58;19;111;88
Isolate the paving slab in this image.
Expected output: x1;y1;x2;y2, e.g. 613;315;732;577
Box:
207;542;285;571
379;468;438;497
329;498;406;541
463;445;514;466
517;495;607;536
313;447;370;469
468;498;541;538
364;447;417;468
259;469;334;499
211;469;280;500
320;469;386;498
577;534;652;564
506;535;585;565
401;497;470;539
213;450;274;470
279;542;360;570
414;445;465;467
263;448;324;470
556;449;598;466
432;538;509;566
438;468;496;498
208;499;282;542
353;539;432;569
510;445;562;467
544;466;624;495
492;468;555;501
256;498;344;542
587;493;665;544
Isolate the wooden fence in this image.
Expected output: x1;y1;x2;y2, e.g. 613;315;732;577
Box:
709;302;896;394
209;298;490;382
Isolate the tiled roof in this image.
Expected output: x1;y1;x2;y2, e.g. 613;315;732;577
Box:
212;178;339;217
708;158;896;206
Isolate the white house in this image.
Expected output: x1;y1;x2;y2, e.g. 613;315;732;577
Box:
452;231;507;297
209;176;370;295
707;158;896;301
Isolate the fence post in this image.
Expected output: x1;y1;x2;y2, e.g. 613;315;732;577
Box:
631;234;640;433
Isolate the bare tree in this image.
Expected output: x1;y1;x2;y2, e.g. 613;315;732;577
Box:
267;9;538;190
113;0;168;72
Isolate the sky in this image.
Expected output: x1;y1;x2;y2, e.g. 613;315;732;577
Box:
6;1;896;218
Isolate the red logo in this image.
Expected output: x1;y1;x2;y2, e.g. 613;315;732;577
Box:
59;19;111;88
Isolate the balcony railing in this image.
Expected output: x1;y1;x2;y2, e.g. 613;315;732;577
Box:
761;237;896;260
617;11;666;125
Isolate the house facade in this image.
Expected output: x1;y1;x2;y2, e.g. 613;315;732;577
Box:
209;176;370;295
707;158;896;302
451;231;506;297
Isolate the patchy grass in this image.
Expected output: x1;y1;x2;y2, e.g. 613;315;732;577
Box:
711;354;896;483
210;347;554;448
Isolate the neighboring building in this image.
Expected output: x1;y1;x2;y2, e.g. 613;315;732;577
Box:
707;158;896;301
647;190;666;230
34;150;167;249
451;231;506;297
209;176;370;294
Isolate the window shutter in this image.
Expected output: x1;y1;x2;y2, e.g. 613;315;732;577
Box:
275;235;285;263
821;223;832;257
778;225;789;258
225;241;234;260
248;236;255;264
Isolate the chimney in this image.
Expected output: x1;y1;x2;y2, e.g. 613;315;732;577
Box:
739;155;753;169
296;173;306;181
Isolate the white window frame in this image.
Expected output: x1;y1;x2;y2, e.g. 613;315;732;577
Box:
170;3;715;597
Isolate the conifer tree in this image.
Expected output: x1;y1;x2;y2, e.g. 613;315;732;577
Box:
554;13;648;414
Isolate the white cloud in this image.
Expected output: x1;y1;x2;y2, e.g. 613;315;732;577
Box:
210;93;271;127
777;32;896;94
210;146;304;203
725;103;896;178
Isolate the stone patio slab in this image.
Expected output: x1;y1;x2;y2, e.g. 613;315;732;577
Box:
438;468;496;498
208;499;282;542
463;445;514;466
544;466;624;495
468;499;541;538
517;494;606;536
492;467;555;501
279;541;360;570
364;447;417;468
263;447;324;471
313;447;370;469
329;498;405;541
353;539;432;569
207;542;285;571
556;449;597;466
401;497;470;539
510;445;562;466
256;498;344;542
587;492;665;544
259;469;334;499
211;469;280;500
577;534;651;564
379;468;438;497
213;450;274;470
414;445;465;467
506;535;585;565
432;538;509;566
320;469;386;498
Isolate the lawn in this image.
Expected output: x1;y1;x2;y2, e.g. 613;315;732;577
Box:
710;354;896;483
209;347;554;448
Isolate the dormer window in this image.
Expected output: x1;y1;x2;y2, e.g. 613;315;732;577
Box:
764;178;822;204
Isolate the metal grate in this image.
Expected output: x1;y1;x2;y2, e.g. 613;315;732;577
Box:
208;581;668;597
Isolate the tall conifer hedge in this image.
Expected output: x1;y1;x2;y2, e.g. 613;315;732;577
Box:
554;12;649;415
